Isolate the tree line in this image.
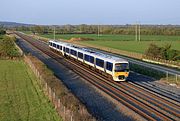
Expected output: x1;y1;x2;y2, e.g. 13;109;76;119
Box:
9;24;180;36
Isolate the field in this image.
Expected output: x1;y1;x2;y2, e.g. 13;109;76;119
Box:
40;34;180;54
81;40;180;54
41;34;180;41
0;60;61;121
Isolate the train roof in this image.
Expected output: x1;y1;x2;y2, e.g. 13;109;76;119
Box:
49;40;128;63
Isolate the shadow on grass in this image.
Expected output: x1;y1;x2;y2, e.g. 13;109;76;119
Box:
128;63;166;82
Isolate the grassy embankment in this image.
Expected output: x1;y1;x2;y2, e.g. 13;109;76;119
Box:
40;34;180;54
0;60;61;121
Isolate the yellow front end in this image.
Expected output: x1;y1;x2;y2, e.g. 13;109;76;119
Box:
113;72;129;81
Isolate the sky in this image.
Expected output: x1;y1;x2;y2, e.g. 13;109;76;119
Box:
0;0;180;25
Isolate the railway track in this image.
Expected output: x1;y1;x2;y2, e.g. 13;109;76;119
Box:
130;81;180;103
15;32;180;121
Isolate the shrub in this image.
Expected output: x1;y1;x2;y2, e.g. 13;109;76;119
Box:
0;36;20;58
0;29;6;35
145;43;180;61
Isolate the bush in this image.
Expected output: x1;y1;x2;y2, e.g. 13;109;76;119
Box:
0;29;6;35
0;36;20;58
145;43;180;61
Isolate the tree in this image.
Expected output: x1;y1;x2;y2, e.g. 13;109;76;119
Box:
0;36;19;58
0;29;6;35
145;43;163;58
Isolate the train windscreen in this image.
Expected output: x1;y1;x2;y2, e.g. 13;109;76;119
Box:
115;63;129;72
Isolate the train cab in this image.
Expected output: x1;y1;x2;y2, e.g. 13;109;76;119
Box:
113;62;129;81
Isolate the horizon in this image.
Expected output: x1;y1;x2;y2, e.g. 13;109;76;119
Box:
1;0;180;25
1;21;180;26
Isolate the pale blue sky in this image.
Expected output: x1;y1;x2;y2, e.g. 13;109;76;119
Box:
0;0;179;25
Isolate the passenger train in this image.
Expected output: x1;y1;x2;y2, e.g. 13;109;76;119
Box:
48;40;129;81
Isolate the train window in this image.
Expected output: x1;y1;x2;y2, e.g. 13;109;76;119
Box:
63;47;65;52
96;58;104;68
70;49;77;56
85;54;89;61
53;43;56;47
50;43;52;46
57;45;60;49
78;52;83;59
74;50;77;56
60;46;62;50
90;56;94;63
85;54;94;63
115;63;129;72
66;48;69;53
49;42;51;46
106;62;113;71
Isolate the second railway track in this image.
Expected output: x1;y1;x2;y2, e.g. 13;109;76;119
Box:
15;32;180;121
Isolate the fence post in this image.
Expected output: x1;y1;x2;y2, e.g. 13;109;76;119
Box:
71;114;73;121
37;71;40;78
49;87;51;100
45;83;48;93
55;98;58;109
64;106;66;121
53;92;56;103
58;98;60;108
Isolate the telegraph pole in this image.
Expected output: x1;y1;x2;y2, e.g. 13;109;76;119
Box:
53;26;56;40
98;25;100;37
135;23;137;41
138;23;141;41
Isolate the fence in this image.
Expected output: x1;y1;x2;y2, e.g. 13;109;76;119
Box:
24;55;94;121
143;56;180;68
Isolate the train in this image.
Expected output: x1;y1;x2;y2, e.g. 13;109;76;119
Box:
48;40;129;81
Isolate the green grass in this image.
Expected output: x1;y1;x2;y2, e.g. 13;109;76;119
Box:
40;34;180;53
41;34;180;41
0;60;61;121
0;35;4;40
81;40;180;54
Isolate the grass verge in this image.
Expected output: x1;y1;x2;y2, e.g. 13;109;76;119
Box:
0;60;61;121
26;55;93;120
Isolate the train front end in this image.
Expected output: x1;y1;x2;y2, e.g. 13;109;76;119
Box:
113;62;129;81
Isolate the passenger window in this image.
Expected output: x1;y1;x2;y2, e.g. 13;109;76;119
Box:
57;45;60;49
106;62;113;71
96;58;104;68
78;52;83;59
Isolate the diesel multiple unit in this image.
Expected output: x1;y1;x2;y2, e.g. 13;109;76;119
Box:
48;40;129;81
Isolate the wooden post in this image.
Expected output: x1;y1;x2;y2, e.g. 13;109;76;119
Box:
49;87;51;99
58;99;60;108
64;106;66;120
53;92;56;103
45;83;48;92
71;114;73;121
